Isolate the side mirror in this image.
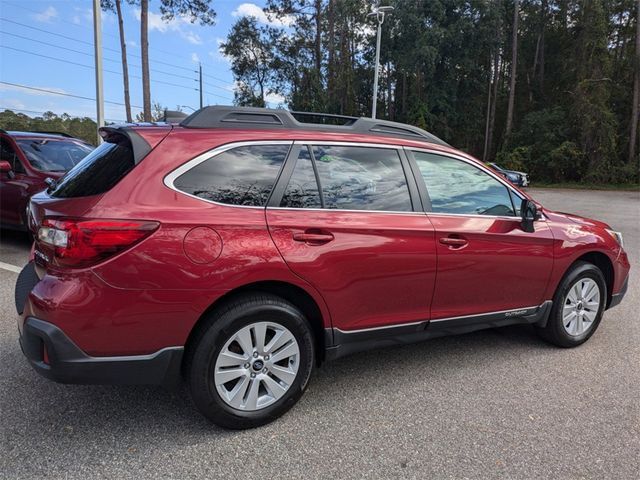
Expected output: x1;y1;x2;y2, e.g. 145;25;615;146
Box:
0;160;14;179
521;199;538;233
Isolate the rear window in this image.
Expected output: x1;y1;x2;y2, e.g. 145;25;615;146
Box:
50;137;134;198
173;144;290;207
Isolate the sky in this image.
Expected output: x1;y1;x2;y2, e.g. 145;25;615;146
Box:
0;0;287;122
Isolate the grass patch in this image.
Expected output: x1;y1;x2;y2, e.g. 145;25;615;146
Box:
530;182;640;192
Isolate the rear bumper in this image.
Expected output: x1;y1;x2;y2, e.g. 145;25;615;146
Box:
20;317;183;386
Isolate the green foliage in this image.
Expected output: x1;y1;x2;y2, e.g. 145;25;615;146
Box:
0;110;98;145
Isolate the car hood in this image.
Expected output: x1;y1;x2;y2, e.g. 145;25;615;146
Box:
543;209;611;230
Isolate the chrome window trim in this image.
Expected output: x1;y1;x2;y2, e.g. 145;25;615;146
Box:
267;206;426;216
163;140;294;210
407;147;539;220
293;140;403;149
163;139;543;220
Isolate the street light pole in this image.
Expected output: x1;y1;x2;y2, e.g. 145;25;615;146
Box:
92;0;104;142
369;4;393;119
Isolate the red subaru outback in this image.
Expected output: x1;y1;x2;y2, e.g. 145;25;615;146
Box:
15;107;630;429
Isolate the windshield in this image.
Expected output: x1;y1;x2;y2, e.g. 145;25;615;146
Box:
16;138;94;172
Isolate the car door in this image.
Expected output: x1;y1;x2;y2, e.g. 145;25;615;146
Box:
266;142;437;333
0;135;31;226
407;149;554;321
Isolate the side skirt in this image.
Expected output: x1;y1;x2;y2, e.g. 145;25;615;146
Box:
324;301;553;361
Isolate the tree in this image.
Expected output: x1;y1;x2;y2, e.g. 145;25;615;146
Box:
630;0;639;163
139;0;216;121
505;0;520;137
221;17;278;107
102;0;133;122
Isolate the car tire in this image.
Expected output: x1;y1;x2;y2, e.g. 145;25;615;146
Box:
535;261;607;347
186;293;315;429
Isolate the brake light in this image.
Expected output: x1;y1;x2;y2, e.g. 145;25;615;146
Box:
37;218;159;268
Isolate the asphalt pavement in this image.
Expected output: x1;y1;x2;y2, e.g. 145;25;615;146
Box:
1;188;638;479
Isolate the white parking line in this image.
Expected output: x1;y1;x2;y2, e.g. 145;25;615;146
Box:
0;261;22;274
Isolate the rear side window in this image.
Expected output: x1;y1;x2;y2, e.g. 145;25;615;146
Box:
280;147;322;208
311;145;412;211
174;144;289;207
51;137;133;198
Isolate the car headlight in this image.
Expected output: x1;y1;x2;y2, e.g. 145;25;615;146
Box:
606;229;624;248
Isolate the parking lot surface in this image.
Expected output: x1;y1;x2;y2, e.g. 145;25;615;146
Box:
1;188;638;479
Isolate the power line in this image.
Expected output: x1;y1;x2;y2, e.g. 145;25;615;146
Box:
0;81;143;109
0;17;198;74
1;46;200;92
3;1;200;62
0;31;199;82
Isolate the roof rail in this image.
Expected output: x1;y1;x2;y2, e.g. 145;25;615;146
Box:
179;106;449;146
162;109;189;124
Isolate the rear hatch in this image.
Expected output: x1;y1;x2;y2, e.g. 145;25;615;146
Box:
28;126;168;272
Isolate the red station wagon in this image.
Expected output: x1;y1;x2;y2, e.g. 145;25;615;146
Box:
15;107;630;429
0;130;94;230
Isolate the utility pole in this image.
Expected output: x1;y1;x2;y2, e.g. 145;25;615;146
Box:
93;0;104;142
368;4;393;119
199;63;203;109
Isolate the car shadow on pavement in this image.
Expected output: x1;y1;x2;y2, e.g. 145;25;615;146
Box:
3;324;555;445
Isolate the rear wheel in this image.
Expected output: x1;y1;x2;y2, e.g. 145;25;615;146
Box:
535;261;607;347
187;293;314;429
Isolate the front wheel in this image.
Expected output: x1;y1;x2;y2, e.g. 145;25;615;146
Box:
187;293;315;429
535;261;607;347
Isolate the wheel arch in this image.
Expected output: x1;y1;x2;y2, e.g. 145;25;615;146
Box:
570;251;614;308
183;280;328;369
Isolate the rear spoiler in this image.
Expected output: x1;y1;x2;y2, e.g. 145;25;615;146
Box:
99;126;170;165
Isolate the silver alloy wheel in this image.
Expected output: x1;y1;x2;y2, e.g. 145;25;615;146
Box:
214;321;300;411
562;278;601;336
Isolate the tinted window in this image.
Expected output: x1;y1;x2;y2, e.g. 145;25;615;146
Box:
174;144;289;207
311;145;412;211
413;152;516;216
51;137;134;198
16;139;93;172
0;137;25;173
280;147;322;208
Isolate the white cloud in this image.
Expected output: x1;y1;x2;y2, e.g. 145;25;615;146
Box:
191;52;200;63
184;31;203;45
127;40;138;48
133;9;203;45
232;3;294;27
2;98;26;110
265;92;285;106
33;6;58;23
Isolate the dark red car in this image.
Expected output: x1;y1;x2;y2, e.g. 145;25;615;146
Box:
15;107;630;429
0;130;94;230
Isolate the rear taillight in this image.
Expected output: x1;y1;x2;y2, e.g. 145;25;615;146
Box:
37;218;159;268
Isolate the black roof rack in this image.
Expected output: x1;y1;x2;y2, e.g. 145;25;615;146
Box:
179;106;449;146
161;109;189;124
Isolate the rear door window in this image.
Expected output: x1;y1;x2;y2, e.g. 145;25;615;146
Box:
50;136;134;198
173;144;290;207
280;147;322;208
310;145;412;212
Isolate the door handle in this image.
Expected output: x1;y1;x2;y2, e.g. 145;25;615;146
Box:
292;232;334;244
439;236;468;248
